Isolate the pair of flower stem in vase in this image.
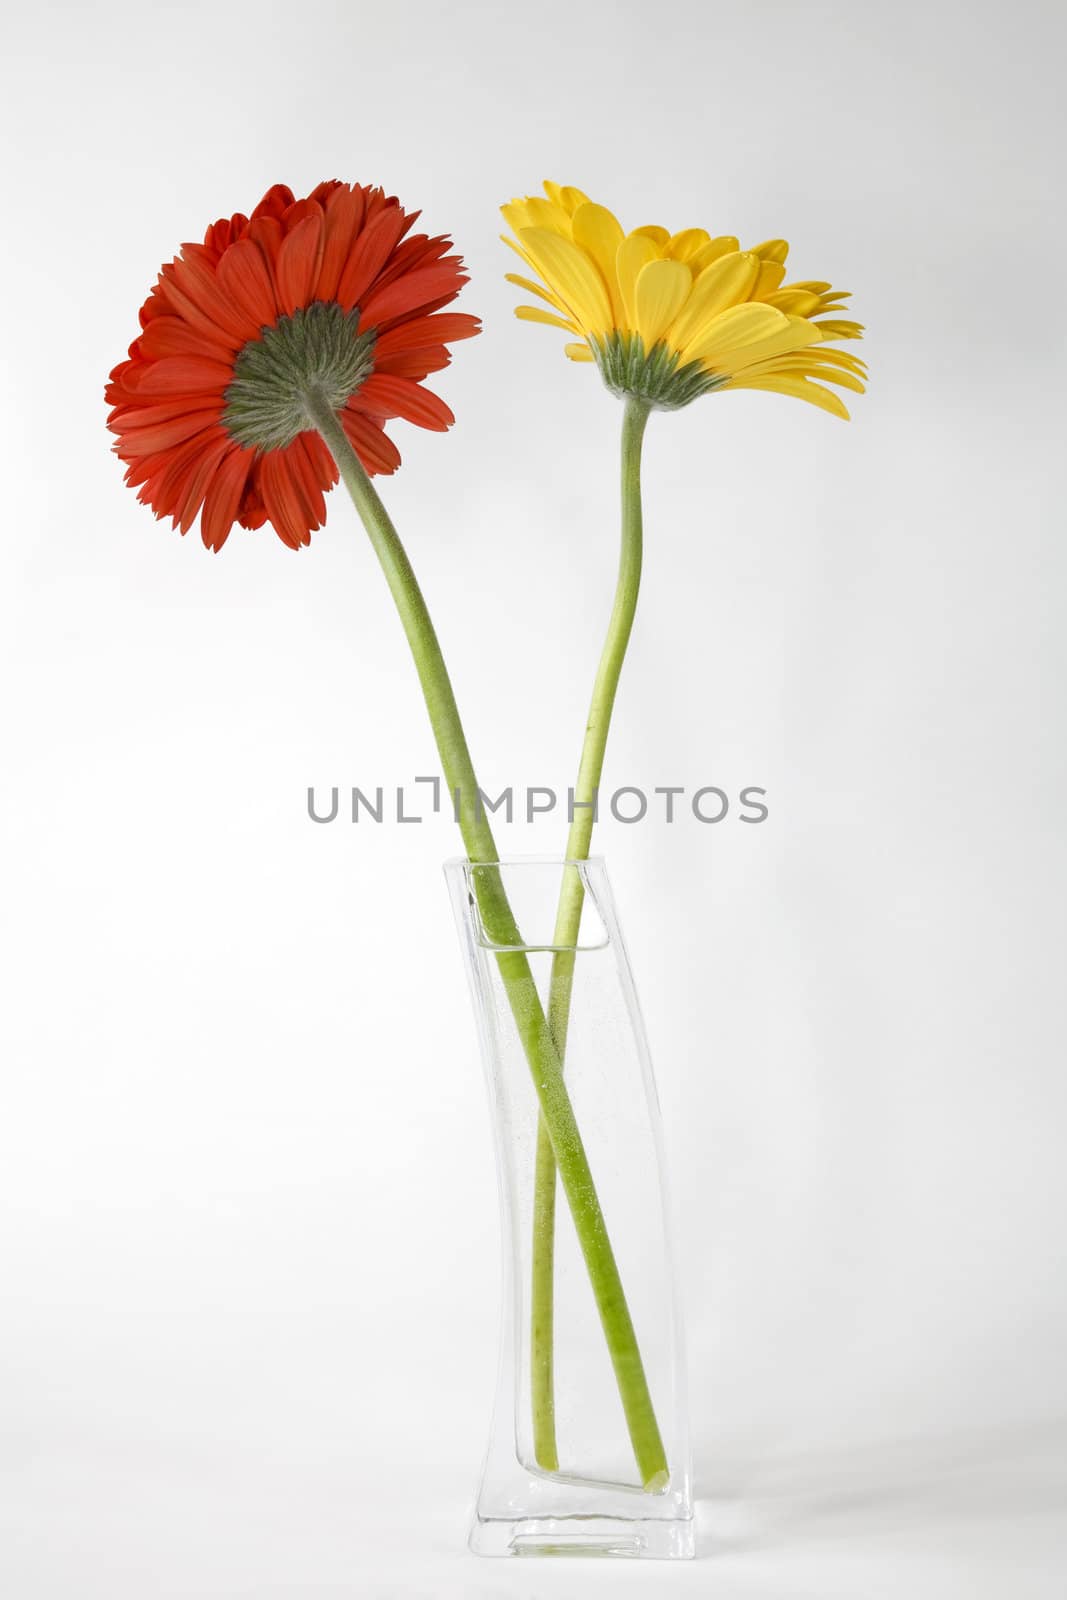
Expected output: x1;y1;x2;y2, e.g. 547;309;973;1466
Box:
107;177;866;1490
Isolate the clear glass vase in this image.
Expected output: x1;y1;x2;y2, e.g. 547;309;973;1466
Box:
445;856;694;1559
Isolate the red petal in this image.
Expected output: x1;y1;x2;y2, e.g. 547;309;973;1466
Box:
201;447;253;550
139;289;167;328
372;348;451;381
362;187;387;220
374;312;481;356
251;184;296;222
316;186;366;302
122;355;233;398
340;408;401;475
276;212;324;316
237;474;269;529
114;410;221;455
369;233;452;294
202;213;248;259
301;427;338;488
308;179;344;208
377;292;460;329
282;198;320;228
123;426;222;500
359;262;467;329
293;432;335;513
109;395;225;428
257;450;312;549
166;249;260;343
216;238;277;327
138;316;233;361
356;374;454;431
122;443;180;489
334;205;409;313
176;435;235;532
287;434;330;531
247;216;284;305
146;428;229;523
157;267;242;352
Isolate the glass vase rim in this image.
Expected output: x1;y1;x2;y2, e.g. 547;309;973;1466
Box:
444;855;613;953
443;853;608;869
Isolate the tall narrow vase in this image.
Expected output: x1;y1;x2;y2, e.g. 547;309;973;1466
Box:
446;856;693;1559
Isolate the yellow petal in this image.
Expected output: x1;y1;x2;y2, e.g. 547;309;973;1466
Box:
501;233;542;275
682;302;790;364
704;315;822;373
787;280;831;293
813;319;865;339
727;372;850;419
565;341;595;362
688;235;739;273
806;366;865;393
766;289;823;316
634;259;692;348
504;271;570;314
684;302;799;366
752;259;787;297
517;226;613;334
632;225;670;248
739;355;866;392
667;228;711;262
515;304;579;331
615;233;661;330
784;344;867;374
667;252;761;350
749;238;790;264
542;180;590;215
571;202;626;324
503;236;580;312
558;185;591;214
814;303;853;321
502;196;572;235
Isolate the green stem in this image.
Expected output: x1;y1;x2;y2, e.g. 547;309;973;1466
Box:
305;388;667;1489
531;396;651;1472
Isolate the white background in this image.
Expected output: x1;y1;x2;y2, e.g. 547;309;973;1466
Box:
3;2;1066;1595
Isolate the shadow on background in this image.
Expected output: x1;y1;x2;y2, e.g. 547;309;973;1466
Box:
694;1417;1067;1555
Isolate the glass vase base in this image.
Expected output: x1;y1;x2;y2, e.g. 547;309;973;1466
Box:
470;1513;696;1560
447;858;694;1562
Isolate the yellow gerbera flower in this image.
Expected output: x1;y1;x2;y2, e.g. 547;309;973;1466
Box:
501;181;866;419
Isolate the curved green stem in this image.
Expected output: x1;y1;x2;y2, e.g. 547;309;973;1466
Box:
531;396;651;1471
305;388;667;1489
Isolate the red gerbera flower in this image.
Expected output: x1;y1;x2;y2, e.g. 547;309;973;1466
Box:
106;181;480;551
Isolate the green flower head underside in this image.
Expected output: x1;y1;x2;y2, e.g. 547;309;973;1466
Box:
223;302;377;451
590;331;728;410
